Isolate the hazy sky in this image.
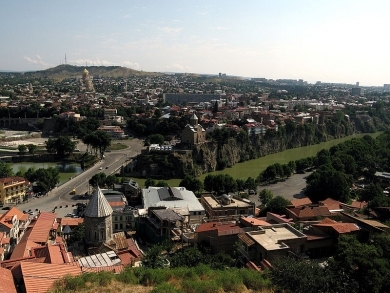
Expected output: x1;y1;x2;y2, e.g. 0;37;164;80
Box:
2;0;389;85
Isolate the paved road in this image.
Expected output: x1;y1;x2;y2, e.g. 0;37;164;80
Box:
13;138;144;213
249;172;310;206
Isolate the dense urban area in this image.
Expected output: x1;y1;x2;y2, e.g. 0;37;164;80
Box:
1;65;390;293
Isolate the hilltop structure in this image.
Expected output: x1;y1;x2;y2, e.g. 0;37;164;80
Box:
181;113;206;145
79;68;94;92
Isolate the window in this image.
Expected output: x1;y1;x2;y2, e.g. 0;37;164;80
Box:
119;224;123;229
115;224;118;230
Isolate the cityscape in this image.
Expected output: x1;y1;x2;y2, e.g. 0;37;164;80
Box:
1;1;390;293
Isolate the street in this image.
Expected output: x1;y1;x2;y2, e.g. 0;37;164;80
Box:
12;138;144;213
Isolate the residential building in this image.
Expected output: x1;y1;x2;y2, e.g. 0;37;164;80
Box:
237;224;307;265
0;207;31;244
97;125;125;139
201;193;255;221
0;177;28;205
195;221;247;255
141;186;205;225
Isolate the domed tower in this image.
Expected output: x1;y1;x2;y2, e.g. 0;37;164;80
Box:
190;113;198;126
82;68;89;80
84;187;113;246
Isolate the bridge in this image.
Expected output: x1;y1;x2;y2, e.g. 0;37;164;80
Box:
0;117;39;127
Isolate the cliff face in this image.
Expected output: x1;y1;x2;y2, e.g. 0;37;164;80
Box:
132;117;377;179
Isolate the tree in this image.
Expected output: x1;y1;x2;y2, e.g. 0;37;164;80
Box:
27;144;38;155
148;133;164;145
0;161;14;178
145;178;156;188
18;144;27;155
156;180;169;187
35;167;60;193
89;173;107;188
266;195;290;215
245;177;257;191
259;189;274;205
45;136;76;156
105;175;119;189
179;176;204;196
306;166;351;203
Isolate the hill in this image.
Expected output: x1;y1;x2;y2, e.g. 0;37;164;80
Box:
22;64;163;81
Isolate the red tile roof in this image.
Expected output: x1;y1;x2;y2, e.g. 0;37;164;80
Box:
289;197;312;207
287;206;331;219
195;222;243;236
240;217;271;227
27;212;56;243
10;238;41;260
0;207;25;229
319;198;342;211
0;267;17;293
21;262;82;293
313;218;360;234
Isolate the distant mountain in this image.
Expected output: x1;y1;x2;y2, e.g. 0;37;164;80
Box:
21;65;163;81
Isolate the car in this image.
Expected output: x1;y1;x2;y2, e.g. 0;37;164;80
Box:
105;166;108;169
2;207;11;210
249;189;255;195
98;167;103;170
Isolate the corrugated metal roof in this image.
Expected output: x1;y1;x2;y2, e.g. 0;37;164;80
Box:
84;187;113;218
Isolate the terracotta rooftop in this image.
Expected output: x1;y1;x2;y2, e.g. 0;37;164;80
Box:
240;217;271;227
21;262;82;293
287;205;331;219
313;218;360;234
60;218;84;227
319;198;342;211
0;267;17;293
0;207;25;229
195;221;243;236
10;234;41;260
27;212;56;244
289;197;312;207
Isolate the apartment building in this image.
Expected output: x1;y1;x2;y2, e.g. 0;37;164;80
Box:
0;177;28;205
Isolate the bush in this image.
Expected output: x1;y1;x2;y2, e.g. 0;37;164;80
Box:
151;283;184;293
181;279;220;293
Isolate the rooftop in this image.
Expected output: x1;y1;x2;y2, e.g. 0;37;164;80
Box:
84;187;113;218
246;224;306;251
142;187;204;212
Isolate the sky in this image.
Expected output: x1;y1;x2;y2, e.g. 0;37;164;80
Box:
1;0;390;86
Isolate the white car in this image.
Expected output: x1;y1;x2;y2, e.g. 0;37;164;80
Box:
98;167;103;170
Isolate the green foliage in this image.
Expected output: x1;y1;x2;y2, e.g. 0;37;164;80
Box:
259;188;274;205
204;174;237;194
266;195;290;215
0;161;14;178
34;167;60;192
179;176;203;196
148;134;165;145
305;164;352;203
45;136;77;156
145;178;156;188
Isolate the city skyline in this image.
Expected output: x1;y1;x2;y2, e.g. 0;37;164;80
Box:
1;0;390;86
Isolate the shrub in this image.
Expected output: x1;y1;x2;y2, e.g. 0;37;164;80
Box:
151;283;184;293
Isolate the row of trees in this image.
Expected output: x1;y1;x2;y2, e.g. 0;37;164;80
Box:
82;130;111;158
18;144;38;155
